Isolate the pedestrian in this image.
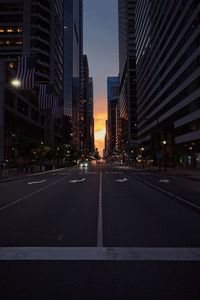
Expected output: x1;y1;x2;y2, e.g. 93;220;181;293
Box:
1;161;6;176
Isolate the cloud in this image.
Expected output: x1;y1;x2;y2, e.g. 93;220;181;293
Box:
94;112;107;133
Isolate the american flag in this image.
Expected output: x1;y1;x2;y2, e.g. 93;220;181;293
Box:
16;56;36;90
38;84;58;110
52;100;63;119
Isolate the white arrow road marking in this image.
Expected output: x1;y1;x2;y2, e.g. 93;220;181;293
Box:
159;179;170;183
0;175;70;212
28;180;47;185
69;178;86;183
116;178;128;183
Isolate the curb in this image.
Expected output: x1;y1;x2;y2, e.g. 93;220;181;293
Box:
0;168;66;183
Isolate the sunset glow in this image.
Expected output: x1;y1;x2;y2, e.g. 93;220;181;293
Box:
94;109;107;155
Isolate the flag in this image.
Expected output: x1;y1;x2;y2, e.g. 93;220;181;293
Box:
52;106;63;119
52;99;63;119
16;56;36;90
39;83;54;110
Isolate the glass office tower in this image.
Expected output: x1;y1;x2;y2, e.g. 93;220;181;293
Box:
136;0;200;167
64;0;83;152
118;0;137;153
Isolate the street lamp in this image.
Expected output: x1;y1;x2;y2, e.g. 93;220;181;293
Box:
1;73;23;161
39;140;44;172
56;146;60;168
162;140;167;171
11;78;21;88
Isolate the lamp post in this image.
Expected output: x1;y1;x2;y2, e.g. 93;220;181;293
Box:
57;146;60;168
0;61;5;163
162;140;167;172
0;61;23;162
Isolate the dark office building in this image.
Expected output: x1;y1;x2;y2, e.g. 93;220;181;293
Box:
0;0;64;162
82;54;89;153
88;77;94;153
107;77;119;156
118;0;137;153
136;0;200;168
82;55;94;154
64;0;83;152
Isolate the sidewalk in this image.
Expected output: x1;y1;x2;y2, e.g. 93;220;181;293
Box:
0;168;65;183
132;165;200;180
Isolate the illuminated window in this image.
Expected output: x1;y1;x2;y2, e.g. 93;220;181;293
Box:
0;28;4;33
8;62;14;69
7;28;14;33
6;40;10;45
17;27;22;32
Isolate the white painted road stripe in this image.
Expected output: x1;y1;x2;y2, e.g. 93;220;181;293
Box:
97;172;103;247
159;179;170;183
133;175;200;211
116;178;128;183
0;175;70;212
69;178;86;183
0;247;200;261
28;180;47;185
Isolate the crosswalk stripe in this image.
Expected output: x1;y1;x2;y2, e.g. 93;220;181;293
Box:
0;247;200;261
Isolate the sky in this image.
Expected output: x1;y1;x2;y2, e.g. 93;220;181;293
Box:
83;0;119;155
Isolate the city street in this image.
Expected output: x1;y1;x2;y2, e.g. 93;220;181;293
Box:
0;164;200;299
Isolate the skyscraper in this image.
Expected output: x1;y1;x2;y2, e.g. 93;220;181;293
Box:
82;55;94;154
88;77;94;153
107;77;119;156
118;0;137;153
82;54;89;153
0;0;64;161
64;0;83;152
136;0;200;168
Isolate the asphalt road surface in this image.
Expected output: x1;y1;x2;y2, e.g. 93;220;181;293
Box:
0;164;200;299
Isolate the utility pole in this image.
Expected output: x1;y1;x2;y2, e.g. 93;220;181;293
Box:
0;60;5;162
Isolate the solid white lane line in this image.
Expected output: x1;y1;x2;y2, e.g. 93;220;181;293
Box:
28;180;47;185
0;175;70;212
69;178;86;183
0;247;200;261
133;175;200;211
97;171;103;247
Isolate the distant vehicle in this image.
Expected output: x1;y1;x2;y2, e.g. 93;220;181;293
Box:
79;160;89;167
